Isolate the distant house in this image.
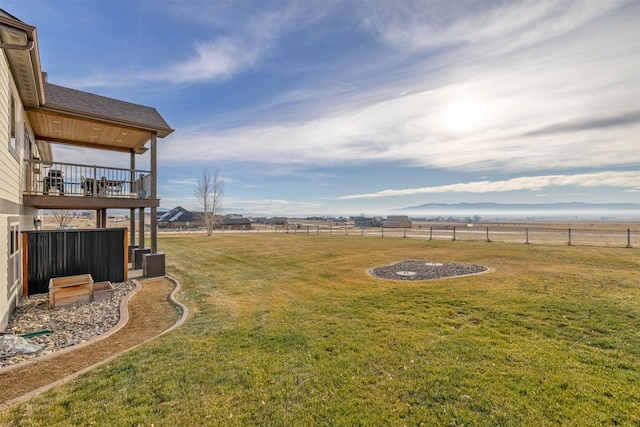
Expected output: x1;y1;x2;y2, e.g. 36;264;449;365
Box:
222;215;252;230
354;216;384;228
254;217;287;226
383;215;412;228
158;208;252;231
157;206;202;229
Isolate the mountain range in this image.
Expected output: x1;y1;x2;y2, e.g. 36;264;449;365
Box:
400;202;640;218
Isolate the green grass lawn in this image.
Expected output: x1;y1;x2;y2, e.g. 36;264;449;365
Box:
2;235;639;426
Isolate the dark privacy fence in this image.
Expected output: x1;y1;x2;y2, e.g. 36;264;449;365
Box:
23;228;127;295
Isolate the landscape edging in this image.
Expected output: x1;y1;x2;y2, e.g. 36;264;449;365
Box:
0;275;189;411
0;280;142;376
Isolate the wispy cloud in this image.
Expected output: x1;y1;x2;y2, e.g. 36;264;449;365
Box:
34;0;638;213
232;198;319;207
64;3;310;88
338;172;640;200
153;5;301;83
159;38;261;83
523;111;640;137
167;178;198;186
358;1;621;55
224;197;323;215
159;2;639;175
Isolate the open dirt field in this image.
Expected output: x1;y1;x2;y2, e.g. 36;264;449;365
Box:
41;214;130;230
409;220;639;246
255;219;639;247
41;214;639;247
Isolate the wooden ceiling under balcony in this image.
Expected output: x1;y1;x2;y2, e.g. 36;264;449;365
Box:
26;109;156;153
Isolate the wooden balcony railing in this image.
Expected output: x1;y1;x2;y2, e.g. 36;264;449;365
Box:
24;159;151;198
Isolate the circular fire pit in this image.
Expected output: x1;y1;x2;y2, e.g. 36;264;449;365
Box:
369;260;489;281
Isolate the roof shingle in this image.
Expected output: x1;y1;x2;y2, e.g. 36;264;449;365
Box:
43;82;173;137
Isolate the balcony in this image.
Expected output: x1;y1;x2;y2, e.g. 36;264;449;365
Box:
23;159;158;210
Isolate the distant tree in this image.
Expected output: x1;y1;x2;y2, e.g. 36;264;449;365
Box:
53;209;74;229
195;168;224;236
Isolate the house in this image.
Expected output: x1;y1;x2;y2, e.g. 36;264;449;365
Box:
158;207;252;231
222;215;252;230
0;10;173;330
354;216;384;228
383;215;412;228
158;206;202;229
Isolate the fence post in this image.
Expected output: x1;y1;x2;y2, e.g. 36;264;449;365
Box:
568;228;572;246
361;227;364;236
330;226;332;235
317;226;320;235
429;227;433;240
403;228;406;238
525;228;529;244
452;227;456;241
627;228;631;248
381;227;384;237
486;227;490;242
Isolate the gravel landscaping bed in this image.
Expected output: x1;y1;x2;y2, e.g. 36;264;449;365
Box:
370;260;489;281
0;281;136;368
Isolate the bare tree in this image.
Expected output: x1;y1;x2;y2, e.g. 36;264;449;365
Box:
195;168;224;236
53;209;75;229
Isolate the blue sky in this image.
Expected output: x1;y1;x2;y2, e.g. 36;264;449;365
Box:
4;0;639;216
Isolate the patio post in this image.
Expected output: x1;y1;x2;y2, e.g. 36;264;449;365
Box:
139;207;145;249
96;208;107;228
150;133;158;253
130;151;136;246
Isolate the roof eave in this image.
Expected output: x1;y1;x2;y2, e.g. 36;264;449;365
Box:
0;14;46;106
37;104;174;138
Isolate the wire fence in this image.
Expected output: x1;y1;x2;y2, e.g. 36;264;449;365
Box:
161;223;639;249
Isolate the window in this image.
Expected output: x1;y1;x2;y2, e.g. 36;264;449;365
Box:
24;125;33;192
9;93;16;150
8;92;20;161
24;125;31;154
8;222;21;298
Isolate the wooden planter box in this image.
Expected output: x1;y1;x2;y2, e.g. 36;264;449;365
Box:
92;281;114;301
49;274;94;308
